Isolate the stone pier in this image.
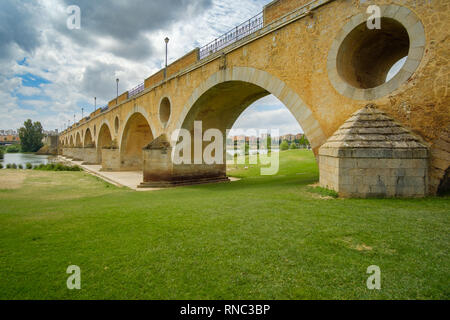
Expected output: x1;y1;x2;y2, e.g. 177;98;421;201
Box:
319;106;429;198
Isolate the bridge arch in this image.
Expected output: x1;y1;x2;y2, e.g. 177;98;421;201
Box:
69;135;74;147
119;108;154;170
175;67;326;152
84;128;94;147
75;132;82;147
96;121;113;163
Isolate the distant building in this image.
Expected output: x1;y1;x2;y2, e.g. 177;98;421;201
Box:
0;135;20;145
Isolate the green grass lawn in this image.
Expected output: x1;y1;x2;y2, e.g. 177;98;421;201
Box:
0;150;448;299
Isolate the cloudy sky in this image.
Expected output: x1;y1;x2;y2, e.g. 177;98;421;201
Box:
0;0;303;135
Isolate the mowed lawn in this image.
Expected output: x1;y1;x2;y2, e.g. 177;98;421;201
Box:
0;150;448;299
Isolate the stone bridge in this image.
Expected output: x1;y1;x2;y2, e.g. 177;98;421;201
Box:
59;0;449;197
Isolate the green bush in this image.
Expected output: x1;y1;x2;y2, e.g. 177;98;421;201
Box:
6;145;21;153
0;148;4;160
11;163;17;169
0;163;3;169
289;143;298;149
26;163;33;169
33;163;82;172
6;164;12;169
18;164;23;169
280;140;289;151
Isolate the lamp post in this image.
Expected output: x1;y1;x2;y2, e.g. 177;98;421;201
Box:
164;37;169;78
82;107;84;119
94;97;97;112
116;78;119;104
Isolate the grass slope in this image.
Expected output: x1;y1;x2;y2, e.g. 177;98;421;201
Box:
0;150;448;299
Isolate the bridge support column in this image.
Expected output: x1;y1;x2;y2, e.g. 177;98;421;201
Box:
72;148;84;161
101;149;121;171
64;147;74;159
139;135;229;188
81;147;98;165
319;105;429;198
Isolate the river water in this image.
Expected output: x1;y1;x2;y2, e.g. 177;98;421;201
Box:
0;153;55;168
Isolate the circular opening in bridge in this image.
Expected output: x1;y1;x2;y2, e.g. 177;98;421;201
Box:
114;116;119;133
336;18;410;89
159;97;171;127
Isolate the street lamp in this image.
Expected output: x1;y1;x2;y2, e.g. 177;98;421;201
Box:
82;107;84;118
116;78;119;104
164;37;169;78
94;97;97;112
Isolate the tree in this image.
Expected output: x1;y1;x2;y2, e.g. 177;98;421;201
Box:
18;119;44;152
280;140;289;151
299;135;310;148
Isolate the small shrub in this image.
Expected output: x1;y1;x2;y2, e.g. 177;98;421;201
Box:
289;143;298;149
6;145;21;153
6;164;12;169
11;163;17;169
26;163;33;169
18;164;23;169
280;140;289;151
0;163;3;169
33;163;82;172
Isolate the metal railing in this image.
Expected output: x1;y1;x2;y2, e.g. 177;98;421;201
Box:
199;11;264;60
128;82;145;98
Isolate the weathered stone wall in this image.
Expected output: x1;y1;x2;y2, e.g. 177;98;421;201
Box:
109;92;129;108
72;147;84;161
264;0;310;25
62;148;72;158
167;49;199;78
320;156;429;197
82;148;97;164
101;149;121;171
144;70;165;89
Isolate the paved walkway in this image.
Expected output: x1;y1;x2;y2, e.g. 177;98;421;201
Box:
58;156;156;191
58;156;238;191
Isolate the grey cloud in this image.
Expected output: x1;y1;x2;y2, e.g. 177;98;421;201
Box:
81;62;123;101
59;0;213;61
109;34;154;62
0;0;41;60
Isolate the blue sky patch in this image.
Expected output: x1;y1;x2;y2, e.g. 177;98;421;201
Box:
17;73;51;87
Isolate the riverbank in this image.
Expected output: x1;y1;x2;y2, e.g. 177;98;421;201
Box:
0;152;55;168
